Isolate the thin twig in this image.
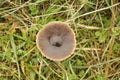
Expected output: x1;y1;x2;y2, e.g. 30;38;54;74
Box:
76;48;102;51
77;24;100;30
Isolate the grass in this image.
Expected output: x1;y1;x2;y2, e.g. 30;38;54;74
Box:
0;0;120;80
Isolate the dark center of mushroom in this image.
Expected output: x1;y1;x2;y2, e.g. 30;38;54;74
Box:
49;35;62;47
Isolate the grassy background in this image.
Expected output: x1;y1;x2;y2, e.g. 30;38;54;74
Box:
0;0;120;80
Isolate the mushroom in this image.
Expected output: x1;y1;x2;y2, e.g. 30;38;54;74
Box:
36;21;76;61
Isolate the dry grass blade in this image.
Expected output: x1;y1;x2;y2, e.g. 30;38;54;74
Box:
77;24;100;30
66;2;120;22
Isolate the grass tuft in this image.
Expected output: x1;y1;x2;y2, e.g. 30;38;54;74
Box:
0;0;120;80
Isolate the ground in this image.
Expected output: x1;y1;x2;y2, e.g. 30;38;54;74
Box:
0;0;120;80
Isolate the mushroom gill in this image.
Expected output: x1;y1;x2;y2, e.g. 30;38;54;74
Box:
36;21;76;61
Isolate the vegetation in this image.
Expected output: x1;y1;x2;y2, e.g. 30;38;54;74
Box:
0;0;120;80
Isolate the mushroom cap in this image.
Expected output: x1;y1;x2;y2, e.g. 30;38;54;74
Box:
36;21;76;61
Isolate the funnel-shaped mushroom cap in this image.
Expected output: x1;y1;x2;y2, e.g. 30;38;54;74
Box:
36;21;76;61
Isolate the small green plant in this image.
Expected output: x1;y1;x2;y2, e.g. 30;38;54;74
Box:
95;28;108;43
94;74;104;80
112;27;120;36
29;4;39;15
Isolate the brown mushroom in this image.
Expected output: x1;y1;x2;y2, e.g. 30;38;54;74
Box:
36;21;76;61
